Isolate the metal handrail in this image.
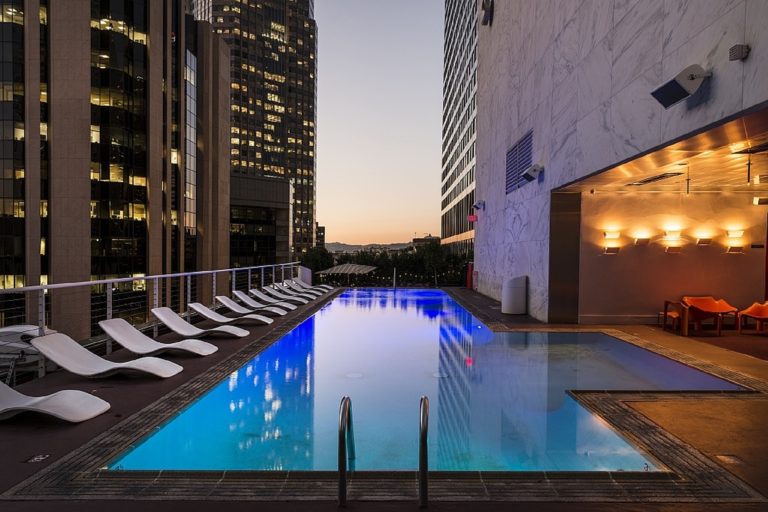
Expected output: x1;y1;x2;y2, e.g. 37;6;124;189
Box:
419;395;429;508
338;395;355;507
0;261;300;294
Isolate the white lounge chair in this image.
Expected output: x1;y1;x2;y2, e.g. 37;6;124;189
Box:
30;333;183;379
275;283;318;300
188;302;273;326
282;281;323;298
285;280;327;296
99;318;218;357
217;294;287;317
152;307;249;338
296;278;333;292
0;381;110;423
234;290;296;311
249;288;302;308
261;286;310;304
0;325;57;342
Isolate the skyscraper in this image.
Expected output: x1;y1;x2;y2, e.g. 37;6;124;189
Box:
0;0;231;338
441;0;476;254
194;0;317;262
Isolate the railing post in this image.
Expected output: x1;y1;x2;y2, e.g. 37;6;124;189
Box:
186;275;192;311
272;265;276;285
37;289;46;377
261;267;265;289
231;270;236;295
338;396;355;507
419;396;429;508
105;285;113;354
281;264;285;283
212;272;217;302
153;279;159;337
247;268;252;290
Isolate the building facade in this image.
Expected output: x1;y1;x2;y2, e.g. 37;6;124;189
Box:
441;0;477;254
315;223;324;249
0;0;230;338
475;0;768;323
194;0;317;260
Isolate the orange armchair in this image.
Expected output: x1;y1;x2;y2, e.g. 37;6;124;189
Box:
680;296;738;336
737;302;768;333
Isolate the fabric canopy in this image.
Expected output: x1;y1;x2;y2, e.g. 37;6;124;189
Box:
317;263;377;275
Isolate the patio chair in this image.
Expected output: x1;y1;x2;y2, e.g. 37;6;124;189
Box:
680;296;738;336
295;278;333;292
152;307;249;339
284;280;324;297
737;302;768;333
248;288;301;309
30;333;183;379
275;282;320;300
188;302;273;326
99;318;218;357
217;294;287;316
260;286;310;305
0;381;110;423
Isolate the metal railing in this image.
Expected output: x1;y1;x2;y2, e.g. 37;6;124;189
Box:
419;395;429;508
0;261;300;382
338;395;356;507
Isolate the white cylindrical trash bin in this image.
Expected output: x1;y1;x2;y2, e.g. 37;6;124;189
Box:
501;276;527;314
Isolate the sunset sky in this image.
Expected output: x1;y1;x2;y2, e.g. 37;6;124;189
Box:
314;0;444;245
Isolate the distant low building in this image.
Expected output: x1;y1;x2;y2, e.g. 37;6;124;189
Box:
412;235;441;248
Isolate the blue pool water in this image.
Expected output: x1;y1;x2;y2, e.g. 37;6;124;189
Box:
110;288;741;472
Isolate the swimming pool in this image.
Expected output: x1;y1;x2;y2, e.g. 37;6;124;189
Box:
110;288;741;472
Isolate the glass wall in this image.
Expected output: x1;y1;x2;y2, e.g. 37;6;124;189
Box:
184;48;197;272
0;0;25;290
89;0;148;278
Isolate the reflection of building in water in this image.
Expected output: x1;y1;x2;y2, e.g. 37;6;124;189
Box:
435;301;475;468
338;288;449;321
229;315;315;469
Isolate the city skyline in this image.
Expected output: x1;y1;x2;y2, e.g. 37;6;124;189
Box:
315;0;443;245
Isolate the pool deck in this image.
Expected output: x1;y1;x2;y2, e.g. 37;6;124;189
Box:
2;286;768;511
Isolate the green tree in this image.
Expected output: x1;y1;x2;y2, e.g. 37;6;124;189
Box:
299;247;334;273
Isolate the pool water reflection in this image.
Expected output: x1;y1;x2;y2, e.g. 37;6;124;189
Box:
110;288;740;471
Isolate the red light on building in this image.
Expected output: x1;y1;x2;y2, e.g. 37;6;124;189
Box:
465;357;473;366
467;214;478;222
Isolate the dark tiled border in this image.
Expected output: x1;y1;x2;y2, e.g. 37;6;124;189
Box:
2;288;766;502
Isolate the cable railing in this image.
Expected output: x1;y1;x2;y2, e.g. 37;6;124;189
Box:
338;395;355;507
0;261;301;383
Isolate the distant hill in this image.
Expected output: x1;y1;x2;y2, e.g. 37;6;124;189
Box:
325;241;412;253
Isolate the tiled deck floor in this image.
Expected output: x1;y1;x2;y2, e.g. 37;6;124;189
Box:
2;287;768;511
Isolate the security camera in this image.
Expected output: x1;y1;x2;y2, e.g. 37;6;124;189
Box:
472;200;486;211
521;164;543;182
651;64;712;109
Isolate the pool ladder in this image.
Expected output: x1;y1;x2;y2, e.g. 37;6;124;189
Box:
337;395;430;508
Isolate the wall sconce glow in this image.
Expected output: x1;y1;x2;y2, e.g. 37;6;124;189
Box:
754;175;768;185
603;247;620;255
754;197;768;206
726;246;744;254
603;231;620;240
727;230;744;238
696;238;712;246
634;237;650;246
664;231;681;241
665;246;682;254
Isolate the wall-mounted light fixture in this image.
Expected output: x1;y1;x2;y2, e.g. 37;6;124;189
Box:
472;200;485;211
603;231;620;240
664;231;681;242
603;247;620;255
726;246;745;254
696;238;713;246
727;230;744;238
634;237;650;246
754;197;768;206
665;246;682;254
